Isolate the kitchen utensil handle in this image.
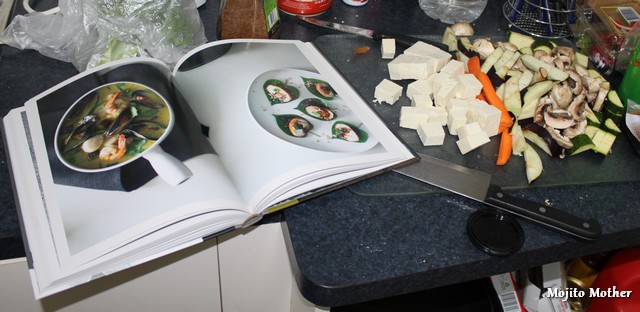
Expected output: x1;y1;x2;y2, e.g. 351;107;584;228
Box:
372;30;450;52
484;184;602;241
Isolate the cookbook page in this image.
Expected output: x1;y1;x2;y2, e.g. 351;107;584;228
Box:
22;58;246;269
173;39;414;212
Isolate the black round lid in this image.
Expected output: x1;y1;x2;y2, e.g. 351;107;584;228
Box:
466;209;524;257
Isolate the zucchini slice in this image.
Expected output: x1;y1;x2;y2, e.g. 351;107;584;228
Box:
568;134;595;156
508;31;535;50
591;128;616;155
603;118;622;135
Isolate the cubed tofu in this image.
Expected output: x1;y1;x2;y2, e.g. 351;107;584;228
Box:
440;59;465;77
381;38;396;59
428;106;448;125
467;100;501;137
374;79;403;105
417;121;445;146
430;73;454;94
447;109;467;135
400;106;432;129
457;121;484;139
388;54;436;80
411;94;434;108
435;84;457;108
407;79;433;101
456;74;483;99
456;131;491;154
446;98;470;114
404;41;452;72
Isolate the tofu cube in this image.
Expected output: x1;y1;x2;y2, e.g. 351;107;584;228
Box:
447;98;470;114
456;74;483;99
457;121;484;139
417;121;445;146
440;59;465;77
407;79;433;101
428;106;448;125
467;100;502;137
388;54;435;80
430;73;454;94
435;83;457;108
374;79;403;105
447;109;467;135
381;38;396;59
411;94;434;108
400;106;432;129
456;131;491;154
404;41;452;72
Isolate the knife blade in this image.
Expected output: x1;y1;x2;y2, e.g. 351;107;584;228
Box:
394;153;602;241
298;16;450;52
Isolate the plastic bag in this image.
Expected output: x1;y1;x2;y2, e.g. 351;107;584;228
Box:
0;0;207;71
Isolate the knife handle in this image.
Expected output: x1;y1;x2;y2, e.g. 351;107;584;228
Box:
372;30;450;52
484;185;602;241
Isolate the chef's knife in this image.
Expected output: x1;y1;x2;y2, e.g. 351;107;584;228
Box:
394;153;602;241
298;16;450;52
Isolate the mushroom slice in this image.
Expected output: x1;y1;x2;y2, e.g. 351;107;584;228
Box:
450;22;474;36
563;119;587;139
544;109;574;129
544;124;574;149
564;70;584;95
551;84;574;109
592;81;610;111
472;38;494;60
567;93;588;122
534;96;553;124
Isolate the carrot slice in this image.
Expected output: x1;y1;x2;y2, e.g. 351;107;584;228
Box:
496;130;512;166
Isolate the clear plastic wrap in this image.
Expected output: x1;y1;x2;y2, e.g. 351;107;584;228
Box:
0;0;207;71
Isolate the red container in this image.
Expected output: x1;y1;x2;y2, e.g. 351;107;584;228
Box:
587;247;640;312
278;0;332;16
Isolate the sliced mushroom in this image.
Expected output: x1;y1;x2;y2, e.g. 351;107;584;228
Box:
499;41;518;52
472;38;495;60
531;67;549;83
551;46;575;66
574;64;589;77
553;57;565;70
544;109;574;129
550;84;574;109
564;70;584;95
544;124;574;149
534;97;553;124
567;93;588;122
450;22;474;36
563;119;587;139
592;81;610;111
534;49;549;59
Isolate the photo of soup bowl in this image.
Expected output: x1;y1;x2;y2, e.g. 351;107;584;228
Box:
54;82;192;186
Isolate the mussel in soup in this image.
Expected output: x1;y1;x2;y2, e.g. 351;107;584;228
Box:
295;98;336;121
57;82;170;170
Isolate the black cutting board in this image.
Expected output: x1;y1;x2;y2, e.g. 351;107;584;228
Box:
312;34;640;195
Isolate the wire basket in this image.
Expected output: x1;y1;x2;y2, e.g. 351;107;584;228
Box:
503;0;578;39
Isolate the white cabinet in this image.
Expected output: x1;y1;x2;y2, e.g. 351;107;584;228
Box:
0;239;221;312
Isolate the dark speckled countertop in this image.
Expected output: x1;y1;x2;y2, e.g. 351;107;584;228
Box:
1;0;639;308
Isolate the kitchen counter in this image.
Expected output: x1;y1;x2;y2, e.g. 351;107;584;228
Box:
0;0;638;309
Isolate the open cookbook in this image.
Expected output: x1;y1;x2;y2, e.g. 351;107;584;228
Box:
1;39;415;298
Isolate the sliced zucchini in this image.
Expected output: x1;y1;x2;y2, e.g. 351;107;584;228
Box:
520;54;569;81
481;46;504;73
604;90;625;115
603;104;624;125
584;125;600;138
520;80;554;119
591;128;616;155
585;108;602;126
518;69;534;90
574;52;589;68
523;122;563;157
496;51;522;79
443;27;457;52
510;124;528;156
568;134;595;156
523;143;543;183
603;118;622;135
519;46;533;55
508;31;536;50
504;73;522;116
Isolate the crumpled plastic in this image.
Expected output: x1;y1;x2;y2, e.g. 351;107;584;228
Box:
0;0;207;71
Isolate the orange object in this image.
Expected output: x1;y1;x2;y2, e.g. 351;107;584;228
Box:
467;56;513;132
496;130;512;165
352;45;370;54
